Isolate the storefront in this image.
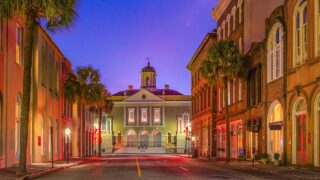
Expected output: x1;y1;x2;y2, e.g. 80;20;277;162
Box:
247;117;261;159
292;98;308;165
217;124;226;158
230;120;244;159
267;102;283;160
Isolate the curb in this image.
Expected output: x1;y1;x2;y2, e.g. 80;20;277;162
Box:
17;159;95;180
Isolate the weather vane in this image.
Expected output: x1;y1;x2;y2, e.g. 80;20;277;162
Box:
146;57;151;66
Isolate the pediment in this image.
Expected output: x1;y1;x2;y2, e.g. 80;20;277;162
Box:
123;89;164;102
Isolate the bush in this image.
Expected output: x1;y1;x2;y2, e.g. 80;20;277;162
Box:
274;153;280;160
261;152;269;159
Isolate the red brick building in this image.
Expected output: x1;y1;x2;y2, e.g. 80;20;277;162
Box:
187;32;217;157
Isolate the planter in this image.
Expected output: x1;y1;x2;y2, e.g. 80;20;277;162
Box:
261;158;268;164
274;160;281;166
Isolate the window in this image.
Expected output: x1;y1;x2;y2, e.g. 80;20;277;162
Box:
218;88;222;111
238;0;243;24
232;79;236;103
154;108;161;123
293;1;308;66
222;21;226;40
128;108;135;123
227;81;231;105
15;94;22;159
217;27;221;40
102;115;107;131
231;6;236;31
16;25;23;65
315;0;320;57
226;15;231;37
239;37;242;52
41;115;44;155
238;78;242;101
267;23;283;82
247;68;261;107
141;108;148;123
41;45;47;85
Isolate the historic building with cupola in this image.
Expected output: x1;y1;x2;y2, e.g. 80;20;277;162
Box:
100;62;191;154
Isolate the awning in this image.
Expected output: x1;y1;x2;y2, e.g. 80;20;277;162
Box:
269;121;284;130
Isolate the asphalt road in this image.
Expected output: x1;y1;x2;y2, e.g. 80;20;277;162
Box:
37;155;320;180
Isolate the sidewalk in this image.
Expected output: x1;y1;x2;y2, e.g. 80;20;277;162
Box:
0;157;97;180
178;154;320;179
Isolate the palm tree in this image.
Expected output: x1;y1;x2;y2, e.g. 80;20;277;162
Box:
64;66;105;158
200;40;249;162
96;90;113;157
0;0;77;176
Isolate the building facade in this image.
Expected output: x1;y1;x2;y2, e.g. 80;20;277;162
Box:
187;32;217;157
0;16;94;168
194;0;320;166
105;62;191;154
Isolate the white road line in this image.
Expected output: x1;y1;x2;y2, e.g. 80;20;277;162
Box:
179;166;189;171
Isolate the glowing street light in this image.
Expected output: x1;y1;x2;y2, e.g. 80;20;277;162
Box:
65;128;71;164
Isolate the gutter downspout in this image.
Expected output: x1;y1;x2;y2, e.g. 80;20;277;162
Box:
5;17;9;168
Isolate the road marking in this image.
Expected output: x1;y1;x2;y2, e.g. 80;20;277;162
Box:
179;166;189;171
135;158;142;177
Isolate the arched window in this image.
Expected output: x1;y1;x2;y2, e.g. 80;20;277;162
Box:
226;14;231;37
222;21;226;40
267;101;284;159
15;93;22;159
231;6;237;31
238;0;243;24
267;23;283;82
146;77;150;86
292;97;308;164
315;0;320;57
293;0;308;67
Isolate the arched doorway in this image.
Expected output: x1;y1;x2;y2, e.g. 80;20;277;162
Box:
153;130;161;146
267;101;284;160
127;130;136;147
314;93;320;166
292;97;308;165
140;130;148;147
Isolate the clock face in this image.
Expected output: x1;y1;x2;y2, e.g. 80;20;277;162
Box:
141;94;146;99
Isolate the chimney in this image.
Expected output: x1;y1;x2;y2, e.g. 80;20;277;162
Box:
165;84;169;90
128;85;133;91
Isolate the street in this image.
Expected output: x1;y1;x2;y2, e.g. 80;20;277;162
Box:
36;155;320;180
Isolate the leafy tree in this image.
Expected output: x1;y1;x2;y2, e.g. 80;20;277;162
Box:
64;66;105;158
200;40;249;162
96;90;113;156
0;0;77;176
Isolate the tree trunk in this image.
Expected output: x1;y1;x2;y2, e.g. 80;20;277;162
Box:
223;77;231;162
17;14;36;176
81;103;86;158
98;108;102;157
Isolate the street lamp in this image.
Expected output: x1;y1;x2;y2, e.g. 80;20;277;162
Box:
65;128;71;164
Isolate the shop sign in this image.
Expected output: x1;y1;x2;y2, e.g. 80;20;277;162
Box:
247;117;262;132
269;121;283;130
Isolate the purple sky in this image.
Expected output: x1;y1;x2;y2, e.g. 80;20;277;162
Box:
50;0;218;95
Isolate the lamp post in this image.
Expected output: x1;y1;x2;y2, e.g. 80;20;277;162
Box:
191;136;195;158
65;128;71;164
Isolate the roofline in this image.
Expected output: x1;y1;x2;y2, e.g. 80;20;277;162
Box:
186;31;217;70
212;0;231;21
38;25;66;58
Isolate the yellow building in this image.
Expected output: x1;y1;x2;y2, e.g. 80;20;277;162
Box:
102;62;191;154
